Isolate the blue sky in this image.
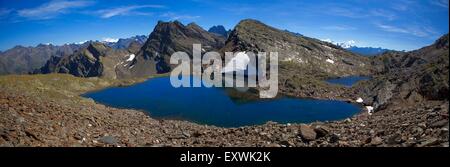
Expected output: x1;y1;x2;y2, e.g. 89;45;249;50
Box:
0;0;448;51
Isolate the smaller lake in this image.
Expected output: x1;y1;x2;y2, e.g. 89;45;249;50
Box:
84;76;361;127
326;76;370;87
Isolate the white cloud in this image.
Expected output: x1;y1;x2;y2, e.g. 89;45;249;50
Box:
376;23;409;34
161;12;200;20
430;0;449;8
17;0;93;20
327;6;366;18
101;37;119;43
325;5;398;20
390;0;415;11
96;5;164;18
375;23;437;38
370;9;397;20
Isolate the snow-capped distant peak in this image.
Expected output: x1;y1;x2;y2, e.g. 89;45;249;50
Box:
322;38;333;43
338;40;356;49
76;40;88;45
321;39;356;48
102;37;119;43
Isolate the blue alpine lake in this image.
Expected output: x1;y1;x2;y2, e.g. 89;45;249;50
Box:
83;76;361;127
326;76;370;87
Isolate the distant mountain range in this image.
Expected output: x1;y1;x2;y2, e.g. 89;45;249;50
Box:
32;19;370;80
0;35;147;75
0;22;411;76
103;35;148;49
346;46;394;56
322;39;395;56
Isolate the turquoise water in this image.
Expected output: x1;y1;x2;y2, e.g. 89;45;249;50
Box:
83;76;361;127
326;76;370;87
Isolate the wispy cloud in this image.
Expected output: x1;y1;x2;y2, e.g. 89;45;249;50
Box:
390;0;415;11
324;4;398;20
17;0;94;20
430;0;449;8
376;23;409;34
375;23;438;38
161;12;200;21
370;9;397;20
321;25;356;31
96;5;164;18
326;6;366;18
0;8;12;17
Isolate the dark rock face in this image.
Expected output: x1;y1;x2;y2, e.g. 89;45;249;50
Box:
222;19;371;77
39;43;106;77
208;25;230;38
0;44;83;75
117;21;226;78
37;56;62;74
37;42;130;78
355;34;449;110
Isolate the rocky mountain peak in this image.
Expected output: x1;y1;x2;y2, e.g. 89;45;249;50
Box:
186;22;201;29
116;20;226;78
127;40;143;53
87;42;109;58
154;20;185;33
434;33;449;49
223;19;370;77
208;25;230;38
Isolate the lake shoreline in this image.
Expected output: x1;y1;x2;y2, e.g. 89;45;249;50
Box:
83;75;364;128
1;74;447;147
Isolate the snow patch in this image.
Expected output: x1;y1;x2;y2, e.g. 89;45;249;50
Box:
366;106;374;115
126;54;135;62
221;52;251;73
326;59;335;64
356;97;363;103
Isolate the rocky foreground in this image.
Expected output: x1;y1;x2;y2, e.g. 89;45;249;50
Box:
0;74;448;147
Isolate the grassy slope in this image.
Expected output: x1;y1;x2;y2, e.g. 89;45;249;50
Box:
0;74;151;102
